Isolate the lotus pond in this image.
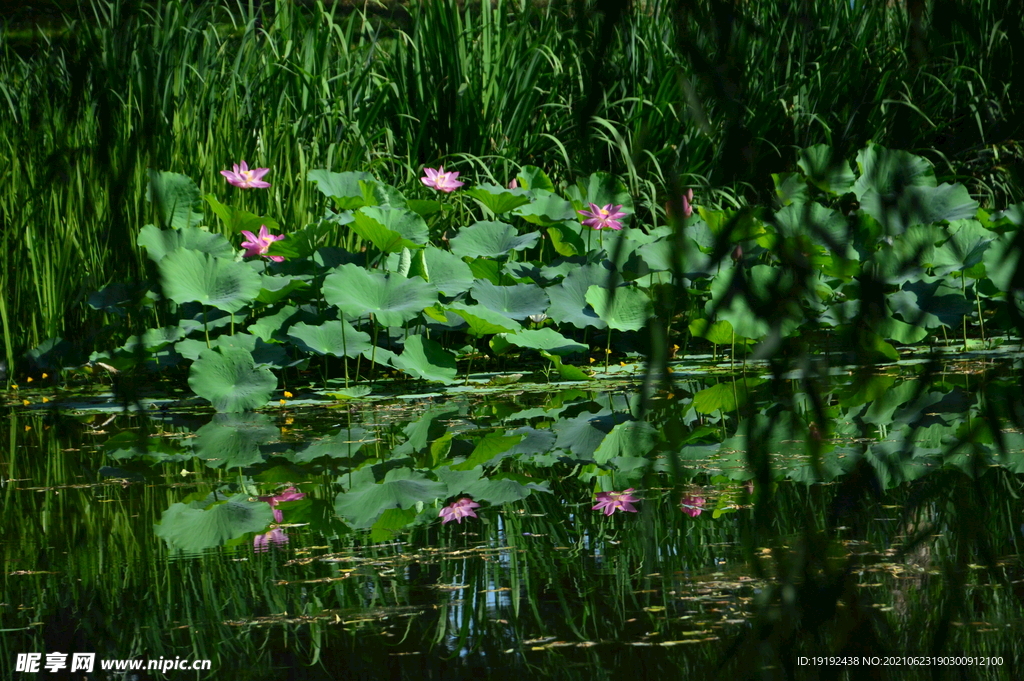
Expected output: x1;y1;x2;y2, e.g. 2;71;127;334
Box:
3;354;1024;680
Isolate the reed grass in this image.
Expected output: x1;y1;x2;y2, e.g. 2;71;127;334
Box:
0;0;1020;374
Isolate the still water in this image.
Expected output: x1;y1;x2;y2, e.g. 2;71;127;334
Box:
2;357;1023;679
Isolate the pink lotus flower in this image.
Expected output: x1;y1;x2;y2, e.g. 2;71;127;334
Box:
254;528;289;551
508;179;519;189
421;166;464;193
220;161;271;189
680;493;706;518
578;203;627;231
682;188;694;218
259;486;306;523
439;497;480;524
592;488;639;515
241;225;286;262
665;188;695;220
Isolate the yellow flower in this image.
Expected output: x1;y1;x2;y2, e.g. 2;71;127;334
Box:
26;377;33;383
279;399;287;406
42;373;49;379
588;357;596;363
10;383;17;389
283;390;294;398
42;397;49;403
22;399;30;406
619;361;626;367
605;348;612;354
284;417;294;425
24;425;31;432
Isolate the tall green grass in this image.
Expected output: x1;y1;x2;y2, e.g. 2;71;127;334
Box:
0;0;1020;374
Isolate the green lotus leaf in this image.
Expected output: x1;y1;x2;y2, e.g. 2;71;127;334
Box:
705;264;801;340
451;434;525;471
772;172;809;206
147;170;204;230
292;427;372;463
513;190;578;226
931;220;993;275
267;218;337;260
393;334;458;383
546;263;611;329
447;302;520;335
334;468;448;528
860;183;979;234
188;347;277;412
982;232;1024;291
358;179;408;208
547;222;586;257
370;508;420;542
888;276;972;329
567;172;634;220
538;350;591;380
872;316;929;344
470;280;549;320
584;285;652;331
772;201;848;247
177;333;287;367
350;206;428;253
120;325;185;353
192;413;277;468
689;318;745;346
853;144;936;199
593;421;661;464
406;199;442;217
449;221;541;259
287;320;371;358
203;194;281;235
490;328;587;356
796;144;856;195
409;246;475;296
514;165;555;192
308;169;374;210
458;472;551;505
138;224;235;262
464;185;532;215
159;248;262;313
155;492;275;552
553;409;618;458
692;378;764;415
323;263;437;327
256;275;309;304
248;305;300;342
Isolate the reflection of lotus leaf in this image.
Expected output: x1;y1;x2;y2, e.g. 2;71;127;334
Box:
334;468;448;528
155;493;275;552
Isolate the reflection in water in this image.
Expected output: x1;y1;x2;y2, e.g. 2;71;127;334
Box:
1;362;1023;678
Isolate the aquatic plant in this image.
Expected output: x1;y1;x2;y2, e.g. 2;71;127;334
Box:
240;225;286;261
220;161;272;189
439;498;481;524
420;166;464;193
592;489;640;515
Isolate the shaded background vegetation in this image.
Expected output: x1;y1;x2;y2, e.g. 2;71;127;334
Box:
0;0;1021;373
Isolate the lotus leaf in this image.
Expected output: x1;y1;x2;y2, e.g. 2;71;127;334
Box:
470;280;549;320
188;347;277;412
159;248;261;313
155;492;275;552
449;221;541;259
394;335;458;383
288;320;371;358
333;468;448;528
138;224;235;262
323;263;438;327
584;285;652;331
